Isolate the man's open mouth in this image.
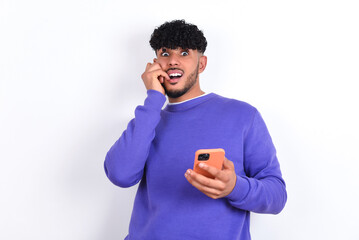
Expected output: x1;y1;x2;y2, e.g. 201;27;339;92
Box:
169;73;183;79
167;69;184;80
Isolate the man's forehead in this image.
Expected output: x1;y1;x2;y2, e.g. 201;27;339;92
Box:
158;47;196;52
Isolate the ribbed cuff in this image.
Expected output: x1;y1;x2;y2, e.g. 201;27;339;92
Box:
226;175;250;203
144;90;167;110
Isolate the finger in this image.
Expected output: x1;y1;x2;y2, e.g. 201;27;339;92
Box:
223;157;235;170
198;162;227;181
188;178;222;198
186;169;225;191
145;62;152;71
145;61;162;72
185;170;223;196
150;62;162;70
151;69;170;81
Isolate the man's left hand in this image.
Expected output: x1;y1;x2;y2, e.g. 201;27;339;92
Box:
184;157;237;199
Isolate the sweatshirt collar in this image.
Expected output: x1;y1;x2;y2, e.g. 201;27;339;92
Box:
164;92;216;112
167;92;211;105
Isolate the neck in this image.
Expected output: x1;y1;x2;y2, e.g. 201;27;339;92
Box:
168;83;205;103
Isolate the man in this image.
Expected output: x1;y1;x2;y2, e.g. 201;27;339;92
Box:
104;20;287;240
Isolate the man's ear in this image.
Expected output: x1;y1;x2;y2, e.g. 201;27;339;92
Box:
198;55;207;74
153;58;157;63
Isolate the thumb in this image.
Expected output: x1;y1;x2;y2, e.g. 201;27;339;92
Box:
223;157;234;170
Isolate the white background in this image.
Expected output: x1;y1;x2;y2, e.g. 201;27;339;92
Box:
1;0;358;239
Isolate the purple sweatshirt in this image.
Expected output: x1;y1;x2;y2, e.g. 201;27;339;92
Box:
104;90;287;240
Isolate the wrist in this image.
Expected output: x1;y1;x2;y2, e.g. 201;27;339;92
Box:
226;175;250;203
150;87;165;96
145;90;167;109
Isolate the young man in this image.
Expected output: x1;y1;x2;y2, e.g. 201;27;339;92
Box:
104;20;287;240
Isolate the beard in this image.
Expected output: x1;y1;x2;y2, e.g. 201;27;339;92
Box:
163;62;199;99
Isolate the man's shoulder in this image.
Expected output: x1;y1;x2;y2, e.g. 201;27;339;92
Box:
211;93;257;114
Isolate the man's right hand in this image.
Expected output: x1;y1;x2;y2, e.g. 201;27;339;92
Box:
141;60;170;95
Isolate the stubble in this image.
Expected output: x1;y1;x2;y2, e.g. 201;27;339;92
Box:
163;62;199;99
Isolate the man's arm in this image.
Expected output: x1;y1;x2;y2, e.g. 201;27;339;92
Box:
228;109;287;214
185;110;287;214
104;61;169;188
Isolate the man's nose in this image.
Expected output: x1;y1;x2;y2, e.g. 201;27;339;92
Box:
168;54;180;66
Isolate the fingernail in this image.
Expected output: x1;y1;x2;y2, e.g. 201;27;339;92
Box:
199;163;205;168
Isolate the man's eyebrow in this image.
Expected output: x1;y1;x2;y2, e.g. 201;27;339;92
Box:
161;48;167;52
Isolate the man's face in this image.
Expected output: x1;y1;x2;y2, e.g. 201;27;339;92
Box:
155;47;206;99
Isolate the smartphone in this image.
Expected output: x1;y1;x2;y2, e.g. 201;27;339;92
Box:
193;148;225;178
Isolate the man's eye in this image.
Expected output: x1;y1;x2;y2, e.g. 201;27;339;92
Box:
161;52;169;57
181;51;189;56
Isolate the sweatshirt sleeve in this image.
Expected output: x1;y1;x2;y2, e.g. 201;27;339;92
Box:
104;90;166;188
226;109;287;214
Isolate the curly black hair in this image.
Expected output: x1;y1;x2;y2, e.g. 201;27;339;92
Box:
149;20;207;54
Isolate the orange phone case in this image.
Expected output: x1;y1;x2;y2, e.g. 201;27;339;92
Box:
193;148;225;178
